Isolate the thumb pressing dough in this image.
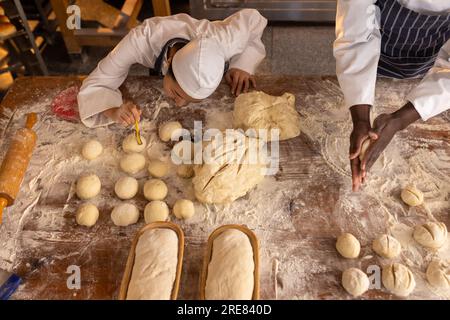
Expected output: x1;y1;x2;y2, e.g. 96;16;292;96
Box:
336;233;360;259
372;234;401;259
233;91;300;141
342;268;370;297
426;260;450;289
126;228;178;300
205;229;254;300
413;222;447;249
382;263;415;297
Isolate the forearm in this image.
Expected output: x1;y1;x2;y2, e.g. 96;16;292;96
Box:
350;104;371;124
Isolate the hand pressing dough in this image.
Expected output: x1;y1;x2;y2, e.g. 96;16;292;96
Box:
359;139;371;161
426;260;450;289
413;222;447;249
115;176;139;200
177;164;194;179
159;121;183;142
173;199;195;220
76;174;101;199
148;160;169;178
76;203;99;227
401;185;424;206
233;91;300;141
372;234;401;259
342;268;370;297
82;140;103;160
192;130;267;204
382;263;415;297
336;233;360;259
126;228;178;299
144;200;169;224
122;133;147;153
143;179;168;201
205;229;254;300
111;203;139;226
120;153;146;174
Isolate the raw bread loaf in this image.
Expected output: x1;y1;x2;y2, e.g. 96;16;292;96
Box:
233;91;300;141
205;229;254;300
127;228;178;300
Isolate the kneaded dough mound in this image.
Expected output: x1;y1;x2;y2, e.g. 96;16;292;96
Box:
342;268;369;297
76;174;101;199
336;233;360;259
82;140;103;160
401;185;424;206
115;176;139;200
120;153;146;174
111;203;140;226
233;91;300;141
372;234;401;259
76;203;99;227
144;200;169;224
143;179;168;201
426;260;450;289
192;130;267;204
159;121;183;142
382;263;415;297
413;222;447;249
148;160;169;178
122;133;147;153
173;199;195;220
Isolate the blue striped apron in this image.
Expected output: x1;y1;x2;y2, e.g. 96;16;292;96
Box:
376;0;450;79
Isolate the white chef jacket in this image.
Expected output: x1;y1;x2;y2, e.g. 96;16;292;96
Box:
78;9;267;128
334;0;450;121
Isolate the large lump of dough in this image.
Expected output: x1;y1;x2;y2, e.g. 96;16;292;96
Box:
233;91;300;141
192;130;267;204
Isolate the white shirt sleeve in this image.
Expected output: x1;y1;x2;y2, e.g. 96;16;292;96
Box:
78;24;155;128
225;9;268;75
407;39;450;120
333;0;381;109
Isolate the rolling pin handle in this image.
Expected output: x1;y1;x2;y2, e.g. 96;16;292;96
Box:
25;113;37;129
0;197;7;224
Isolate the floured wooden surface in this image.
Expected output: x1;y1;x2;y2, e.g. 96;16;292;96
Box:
0;76;448;300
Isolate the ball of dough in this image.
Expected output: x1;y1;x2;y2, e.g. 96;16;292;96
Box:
159;121;183;142
372;234;401;259
120;153;146;174
382;263;415;297
147;160;169;178
426;260;450;289
76;203;99;227
81;140;103;160
171;140;194;164
111;203;140;227
114;176;139;200
401;185;424;206
173;199;195;220
122;133;146;153
336;233;360;259
76;174;101;200
143;179;168;201
177;164;194;179
144;200;169;224
359;139;371;161
413;222;447;249
342;268;370;297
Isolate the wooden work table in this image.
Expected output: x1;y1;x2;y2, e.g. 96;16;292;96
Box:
0;76;448;300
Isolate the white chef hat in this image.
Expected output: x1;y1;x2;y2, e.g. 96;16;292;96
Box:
172;36;225;100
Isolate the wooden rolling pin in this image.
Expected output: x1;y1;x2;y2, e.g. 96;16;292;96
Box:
0;113;37;224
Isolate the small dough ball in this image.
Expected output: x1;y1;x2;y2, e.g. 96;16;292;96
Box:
342;268;370;297
401;185;424;206
382;263;415;297
336;233;360;259
359;139;371;161
111;203;140;226
120;153;146;174
177;164;194;179
426;260;450;289
143;179;168;201
76;203;99;227
173;199;195;220
81;140;103;160
171;140;194;164
76;174;101;200
147;159;169;178
122;133;146;153
413;222;447;249
372;234;401;259
114;176;139;200
144;200;169;224
159;121;183;142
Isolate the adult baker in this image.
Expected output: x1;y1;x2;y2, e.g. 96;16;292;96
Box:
334;0;449;191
